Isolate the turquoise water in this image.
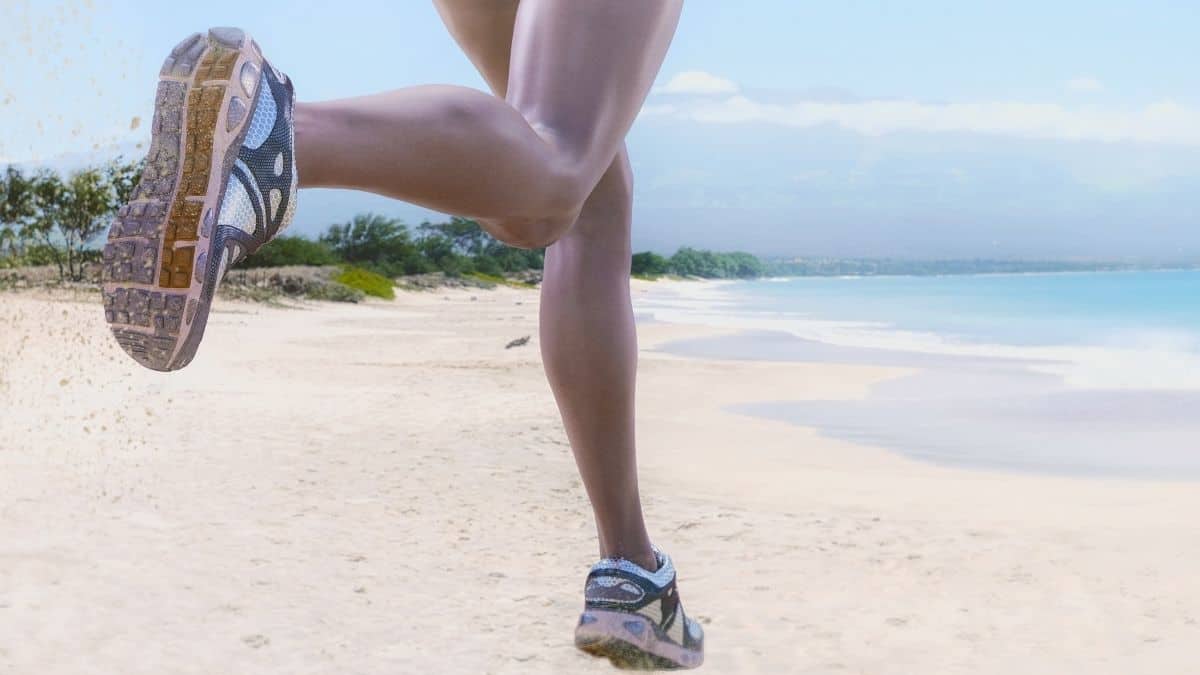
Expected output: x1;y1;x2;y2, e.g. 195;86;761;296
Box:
644;271;1200;478
728;270;1200;350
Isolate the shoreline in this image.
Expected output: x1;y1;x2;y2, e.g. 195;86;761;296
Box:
633;278;1200;480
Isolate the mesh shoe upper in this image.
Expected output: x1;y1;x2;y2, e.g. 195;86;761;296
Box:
209;58;296;281
583;547;704;651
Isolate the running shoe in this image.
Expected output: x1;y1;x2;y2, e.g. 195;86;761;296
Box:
102;27;297;371
575;546;705;669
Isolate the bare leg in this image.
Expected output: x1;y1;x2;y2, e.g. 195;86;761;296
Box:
295;0;681;250
434;0;653;569
539;152;653;568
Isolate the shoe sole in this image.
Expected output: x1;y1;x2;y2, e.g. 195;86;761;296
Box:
575;609;703;670
102;27;265;372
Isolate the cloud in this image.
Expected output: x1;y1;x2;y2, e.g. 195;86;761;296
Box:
1066;76;1105;93
655;70;739;95
640;94;1200;146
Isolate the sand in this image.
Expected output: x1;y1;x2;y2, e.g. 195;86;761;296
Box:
2;281;1199;674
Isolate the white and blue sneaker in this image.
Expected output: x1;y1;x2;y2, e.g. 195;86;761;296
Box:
575;547;705;669
102;27;297;371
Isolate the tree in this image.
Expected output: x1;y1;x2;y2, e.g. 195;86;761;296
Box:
320;213;430;276
725;251;767;278
417;231;473;276
106;158;143;207
3;160;139;279
0;166;36;258
0;225;12;260
418;217;545;274
667;247;765;279
236;235;339;268
631;251;670;276
478;236;543;273
24;168;118;281
60;168;117;280
321;213;411;260
667;247;722;278
22;170;67;278
418;216;489;256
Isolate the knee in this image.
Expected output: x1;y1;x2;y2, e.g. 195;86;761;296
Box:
483;210;578;250
491;152;634;250
487;163;593;249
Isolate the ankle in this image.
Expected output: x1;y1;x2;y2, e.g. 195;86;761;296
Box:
601;542;657;572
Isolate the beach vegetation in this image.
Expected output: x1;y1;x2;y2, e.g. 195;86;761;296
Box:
240;213;548;281
1;159;769;290
304;281;366;303
0;160;142;280
631;251;671;277
667;246;767;279
318;212;434;277
240;235;340;267
335;265;396;300
466;271;538;288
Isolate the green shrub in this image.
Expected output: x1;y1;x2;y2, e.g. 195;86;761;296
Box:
238;236;339;268
631;251;671;276
335;266;395;300
668;247;766;279
465;271;540;289
472;254;504;277
322;213;420;266
305;281;365;303
486;245;544;272
464;271;501;288
21;243;62;266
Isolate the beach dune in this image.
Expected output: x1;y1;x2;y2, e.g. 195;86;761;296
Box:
2;282;1198;674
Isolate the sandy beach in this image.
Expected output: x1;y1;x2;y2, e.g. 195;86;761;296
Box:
2;281;1199;674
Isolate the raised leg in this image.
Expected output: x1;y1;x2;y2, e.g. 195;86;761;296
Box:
294;0;681;251
433;0;654;569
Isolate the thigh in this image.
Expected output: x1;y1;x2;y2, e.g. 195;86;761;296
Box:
507;0;681;184
439;0;680;195
432;0;520;97
435;0;643;242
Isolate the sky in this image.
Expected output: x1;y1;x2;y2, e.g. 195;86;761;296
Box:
1;0;1198;259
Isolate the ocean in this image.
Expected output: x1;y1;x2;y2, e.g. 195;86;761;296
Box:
639;271;1200;479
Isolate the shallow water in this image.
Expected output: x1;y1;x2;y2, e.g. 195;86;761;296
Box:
640;273;1200;479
